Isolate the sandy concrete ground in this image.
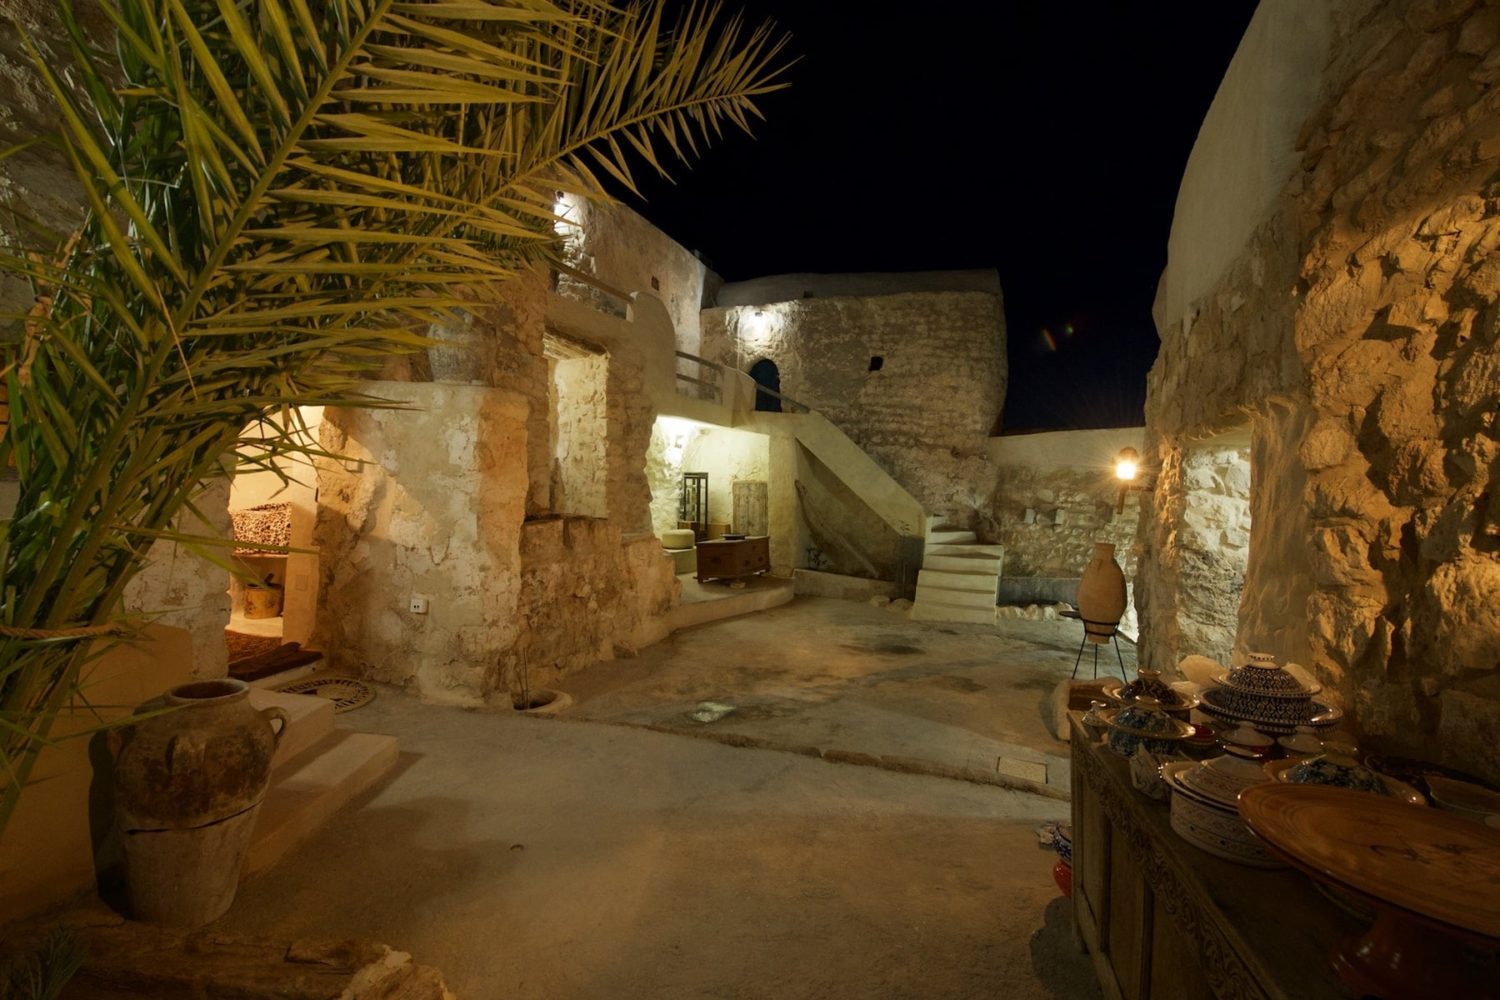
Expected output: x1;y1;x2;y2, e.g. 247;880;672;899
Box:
564;597;1137;796
221;694;1100;1000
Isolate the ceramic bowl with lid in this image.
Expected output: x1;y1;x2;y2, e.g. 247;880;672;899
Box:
1263;757;1427;807
1161;761;1284;868
1117;667;1199;714
1176;747;1273;808
1102;697;1193;758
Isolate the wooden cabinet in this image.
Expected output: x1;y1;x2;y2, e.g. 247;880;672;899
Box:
1069;715;1355;1000
695;535;770;583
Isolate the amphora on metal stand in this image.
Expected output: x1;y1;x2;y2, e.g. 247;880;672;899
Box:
110;678;287;926
1072;542;1129;681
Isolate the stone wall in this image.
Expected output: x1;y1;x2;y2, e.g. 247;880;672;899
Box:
549;353;609;518
984;428;1144;580
553;194;720;355
702;289;1006;525
1143;0;1500;784
1174;439;1252;665
502;517;678;693
313;384;530;705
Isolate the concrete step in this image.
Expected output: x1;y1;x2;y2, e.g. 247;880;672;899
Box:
926;529;977;545
248;688;335;769
916;568;999;592
245;730;399;876
915;583;998;610
924;553;1005;574
909;601;997;625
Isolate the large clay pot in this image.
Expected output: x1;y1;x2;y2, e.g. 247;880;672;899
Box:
1077;542;1127;644
111;678;287;926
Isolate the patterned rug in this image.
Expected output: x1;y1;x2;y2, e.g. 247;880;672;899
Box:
275;675;376;713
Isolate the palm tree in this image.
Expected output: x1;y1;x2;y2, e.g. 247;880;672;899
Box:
0;0;788;836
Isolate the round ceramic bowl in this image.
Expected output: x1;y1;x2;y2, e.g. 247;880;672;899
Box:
1263;757;1427;807
1276;730;1324;757
1162;762;1284;868
1205;684;1313;725
1425;775;1500;823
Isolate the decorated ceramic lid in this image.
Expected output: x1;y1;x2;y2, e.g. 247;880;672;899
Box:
1119;667;1198;710
1220;652;1320;699
1104;697;1193;740
1173;747;1271;808
1264;757;1427;807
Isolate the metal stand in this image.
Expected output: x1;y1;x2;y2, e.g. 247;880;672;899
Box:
1068;615;1128;683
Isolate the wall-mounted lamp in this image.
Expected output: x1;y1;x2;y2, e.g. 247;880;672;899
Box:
1115;447;1153;513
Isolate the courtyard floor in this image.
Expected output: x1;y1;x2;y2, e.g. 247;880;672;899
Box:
566;595;1138;797
215;596;1127;997
221;690;1099;999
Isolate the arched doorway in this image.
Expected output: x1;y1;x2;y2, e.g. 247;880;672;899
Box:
749;358;781;413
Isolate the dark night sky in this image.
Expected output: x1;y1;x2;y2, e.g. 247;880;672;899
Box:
616;2;1259;431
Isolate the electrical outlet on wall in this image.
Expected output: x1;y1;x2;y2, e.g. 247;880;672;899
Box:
409;595;429;615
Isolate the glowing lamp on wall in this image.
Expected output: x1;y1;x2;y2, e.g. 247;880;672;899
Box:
1114;447;1151;514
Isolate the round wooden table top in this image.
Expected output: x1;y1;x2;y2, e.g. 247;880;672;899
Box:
1238;783;1500;942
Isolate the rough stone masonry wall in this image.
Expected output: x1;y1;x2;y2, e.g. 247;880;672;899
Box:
702;291;1007;525
315;271;679;703
313;384;529;704
1143;0;1500;784
983;429;1145;582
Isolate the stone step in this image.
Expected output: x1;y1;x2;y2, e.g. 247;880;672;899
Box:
925;542;1006;559
248;688;335;769
909;600;997;625
245;730;399;876
926;529;977;545
917;567;999;591
915;583;998;610
247;657;324;691
924;553;1006;574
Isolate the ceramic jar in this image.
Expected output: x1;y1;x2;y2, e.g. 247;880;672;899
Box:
1076;542;1126;643
112;678;288;926
1161;753;1283;868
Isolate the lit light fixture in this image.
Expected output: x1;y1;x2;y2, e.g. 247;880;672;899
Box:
1114;447;1151;514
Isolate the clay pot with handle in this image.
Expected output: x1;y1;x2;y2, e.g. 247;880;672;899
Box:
110;678;288;926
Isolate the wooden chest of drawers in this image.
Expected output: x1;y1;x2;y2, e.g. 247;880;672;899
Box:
695;536;770;583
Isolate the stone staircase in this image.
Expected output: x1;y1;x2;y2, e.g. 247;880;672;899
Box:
244;688;399;875
910;520;1005;625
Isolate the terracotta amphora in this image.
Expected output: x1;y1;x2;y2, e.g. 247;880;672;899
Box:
111;678;287;926
1077;542;1127;643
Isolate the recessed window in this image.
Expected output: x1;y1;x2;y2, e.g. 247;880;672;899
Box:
868;356;885;372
